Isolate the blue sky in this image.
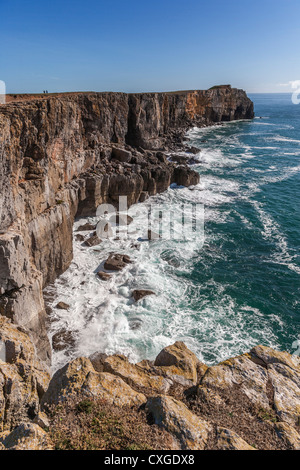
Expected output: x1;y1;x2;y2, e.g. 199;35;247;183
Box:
1;0;300;94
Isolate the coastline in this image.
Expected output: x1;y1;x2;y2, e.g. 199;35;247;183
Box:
0;85;253;365
0;88;299;451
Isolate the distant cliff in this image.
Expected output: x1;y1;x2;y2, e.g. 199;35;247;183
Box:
0;86;254;362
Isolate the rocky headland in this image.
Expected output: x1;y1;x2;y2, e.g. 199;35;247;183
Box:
0;85;254;364
2;86;297;450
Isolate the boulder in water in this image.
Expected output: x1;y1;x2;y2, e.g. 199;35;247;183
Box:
132;290;155;302
56;302;70;310
77;223;97;232
83;233;102;247
104;253;132;271
97;271;112;281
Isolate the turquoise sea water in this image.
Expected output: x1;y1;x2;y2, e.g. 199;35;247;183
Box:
185;93;300;362
49;93;300;370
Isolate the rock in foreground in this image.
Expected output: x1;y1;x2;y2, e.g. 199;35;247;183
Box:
1;318;298;451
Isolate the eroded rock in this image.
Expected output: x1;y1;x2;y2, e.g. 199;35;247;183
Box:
55;302;70;310
146;396;212;450
1;423;53;450
77;223;97;232
97;272;112;281
104;253;132;271
82;372;147;407
83;233;102;247
102;355;171;394
41;356;146;409
215;427;256;451
132;290;155;302
0;317;50;432
275;422;300;450
154;341;203;385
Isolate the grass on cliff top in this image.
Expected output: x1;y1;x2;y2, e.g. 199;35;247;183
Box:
47;396;173;451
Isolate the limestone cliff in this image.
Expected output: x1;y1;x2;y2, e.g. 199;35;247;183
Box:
0;86;254;362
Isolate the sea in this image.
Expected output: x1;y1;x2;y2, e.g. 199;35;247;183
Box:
46;93;300;371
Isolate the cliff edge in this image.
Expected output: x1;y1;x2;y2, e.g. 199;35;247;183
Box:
0;86;254;362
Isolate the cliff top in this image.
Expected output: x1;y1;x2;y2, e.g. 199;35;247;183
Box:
3;85;235;105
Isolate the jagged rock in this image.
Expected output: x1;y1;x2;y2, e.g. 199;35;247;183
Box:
89;352;108;372
275;422;300;450
200;353;270;410
0;231;51;363
111;147;132;163
170;154;198;165
52;329;76;352
185;146;200;154
132;290;155;302
250;345;300;425
156;152;168;163
82;372;147;407
139;191;149;202
172;166;200;187
250;344;300;370
102;354;171;394
0;317;50;432
55;302;70;310
154;341;203;385
146;396;212;450
75;234;85;242
97;272;112;281
1;423;53;450
41;356;146;409
104;253;132;271
169;154;188;164
77;223;97;232
83;233;102;247
215;427;256;451
268;363;300;426
33;411;50;431
41;357;95;406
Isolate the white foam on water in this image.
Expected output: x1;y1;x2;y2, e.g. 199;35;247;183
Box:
48;122;299;372
48;177;264;371
259;165;300;185
252;122;277;126
252;201;300;275
267;136;300;144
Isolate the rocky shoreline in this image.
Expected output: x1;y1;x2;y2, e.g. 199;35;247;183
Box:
0;85;254;364
3;85;298;450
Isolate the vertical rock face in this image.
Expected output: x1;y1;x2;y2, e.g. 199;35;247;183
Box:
126;86;254;149
0;87;254;362
0;317;50;432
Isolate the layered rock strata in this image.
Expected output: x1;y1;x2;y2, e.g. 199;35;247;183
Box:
0;86;254;362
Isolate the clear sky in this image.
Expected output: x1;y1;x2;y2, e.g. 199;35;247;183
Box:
1;0;300;94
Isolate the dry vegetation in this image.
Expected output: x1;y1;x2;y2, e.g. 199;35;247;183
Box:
184;383;290;450
47;396;174;451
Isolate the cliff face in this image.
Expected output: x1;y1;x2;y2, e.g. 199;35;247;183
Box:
0;86;254;362
126;87;254;148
